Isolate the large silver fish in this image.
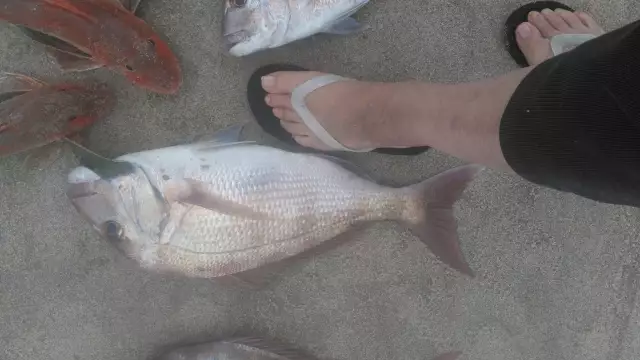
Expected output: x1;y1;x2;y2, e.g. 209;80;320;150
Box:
156;337;462;360
224;0;370;56
66;127;480;279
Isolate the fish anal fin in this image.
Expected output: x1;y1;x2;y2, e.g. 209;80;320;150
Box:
165;178;268;220
322;17;367;35
222;337;316;360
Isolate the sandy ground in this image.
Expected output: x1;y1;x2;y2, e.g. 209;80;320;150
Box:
1;1;640;359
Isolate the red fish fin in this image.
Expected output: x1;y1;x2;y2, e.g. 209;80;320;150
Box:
42;0;98;23
408;165;483;277
20;27;91;58
48;49;103;72
431;351;463;360
0;73;46;95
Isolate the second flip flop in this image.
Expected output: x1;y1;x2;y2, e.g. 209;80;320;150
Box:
504;1;599;67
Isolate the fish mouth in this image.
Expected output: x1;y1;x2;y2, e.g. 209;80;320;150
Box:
67;182;119;229
223;30;249;51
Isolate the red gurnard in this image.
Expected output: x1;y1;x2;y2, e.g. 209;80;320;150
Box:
0;73;114;157
0;0;182;94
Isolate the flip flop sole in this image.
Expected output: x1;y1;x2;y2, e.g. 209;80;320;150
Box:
247;64;430;156
504;1;574;67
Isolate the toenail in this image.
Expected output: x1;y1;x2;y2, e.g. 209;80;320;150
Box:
261;76;275;89
273;108;283;117
541;8;553;14
265;95;271;105
517;23;531;38
529;11;539;19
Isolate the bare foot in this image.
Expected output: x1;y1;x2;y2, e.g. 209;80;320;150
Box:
516;9;604;65
261;72;405;151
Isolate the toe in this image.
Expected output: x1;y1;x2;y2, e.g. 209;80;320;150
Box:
280;119;309;136
541;8;570;32
555;9;587;31
274;108;303;124
262;71;325;94
516;22;552;66
265;94;292;109
528;11;559;37
577;12;604;34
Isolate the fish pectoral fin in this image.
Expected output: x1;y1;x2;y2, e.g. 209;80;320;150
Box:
19;26;92;59
0;72;46;97
322;17;367;35
48;48;103;72
221;337;316;360
166;178;268;220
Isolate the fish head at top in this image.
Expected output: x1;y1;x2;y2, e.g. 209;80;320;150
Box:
223;0;370;56
223;0;287;56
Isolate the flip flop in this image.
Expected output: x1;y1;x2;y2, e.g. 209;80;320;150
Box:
504;1;599;67
247;64;430;155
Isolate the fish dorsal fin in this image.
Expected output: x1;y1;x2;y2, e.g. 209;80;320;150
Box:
223;337;315;360
310;153;374;181
64;138;137;179
192;124;256;152
164;178;268;220
431;351;463;360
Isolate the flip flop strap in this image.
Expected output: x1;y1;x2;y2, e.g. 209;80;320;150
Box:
550;33;598;55
291;74;373;152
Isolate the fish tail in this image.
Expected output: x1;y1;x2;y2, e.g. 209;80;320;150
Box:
404;165;483;277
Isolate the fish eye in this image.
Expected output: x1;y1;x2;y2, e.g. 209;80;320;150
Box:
103;220;124;242
147;39;156;48
231;0;246;7
125;64;134;71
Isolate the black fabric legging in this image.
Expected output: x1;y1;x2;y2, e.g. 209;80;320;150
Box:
500;20;640;207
